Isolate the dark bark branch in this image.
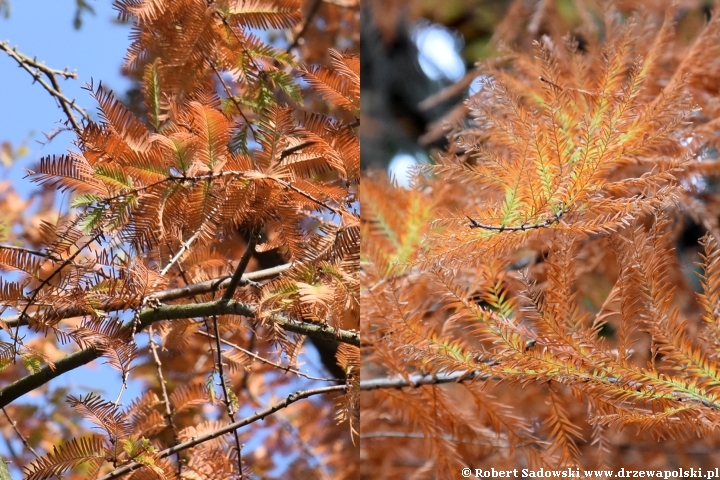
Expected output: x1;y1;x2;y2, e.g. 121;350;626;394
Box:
0;347;97;408
0;299;357;408
465;210;565;232
279;141;317;160
96;385;346;480
135;300;360;346
222;234;257;301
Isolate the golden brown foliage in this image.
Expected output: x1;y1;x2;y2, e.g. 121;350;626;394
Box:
0;0;359;478
362;1;720;476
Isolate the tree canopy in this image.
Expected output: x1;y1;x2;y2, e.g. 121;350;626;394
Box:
0;0;359;478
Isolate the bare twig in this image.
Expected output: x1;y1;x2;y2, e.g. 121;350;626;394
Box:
96;385;347;480
245;386;333;480
0;41;89;134
360;370;490;391
210;314;244;475
1;407;39;458
147;326;181;475
160;229;204;277
279;141;317;160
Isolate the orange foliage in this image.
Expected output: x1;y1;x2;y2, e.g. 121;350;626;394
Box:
0;0;358;478
362;1;720;476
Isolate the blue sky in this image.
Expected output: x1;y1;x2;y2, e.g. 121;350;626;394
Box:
1;0;132;180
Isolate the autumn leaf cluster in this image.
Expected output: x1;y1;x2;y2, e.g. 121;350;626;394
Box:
362;0;720;476
0;0;359;478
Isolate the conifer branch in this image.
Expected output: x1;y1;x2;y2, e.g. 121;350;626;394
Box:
96;385;347;480
0;245;62;263
12;230;105;356
465;210;565;232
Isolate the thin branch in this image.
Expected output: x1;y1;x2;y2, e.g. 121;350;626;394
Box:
156;262;286;300
0;41;89;134
1;407;39;458
96;385;347;480
209;60;257;138
0;300;358;408
465;209;565;232
344;117;360;129
272;177;340;215
359;370;490;391
147;326;181;475
360;431;526;448
167;170;342;215
279;141;317;160
36;168;343;225
160;228;204;277
197;330;336;382
245;386;333;480
222;233;257;301
2;263;291;329
210;314;244;475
